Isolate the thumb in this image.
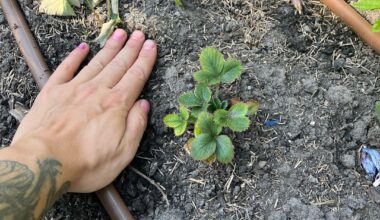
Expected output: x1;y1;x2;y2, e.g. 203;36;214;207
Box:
121;99;150;160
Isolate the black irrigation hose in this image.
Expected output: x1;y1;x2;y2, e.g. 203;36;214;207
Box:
0;0;134;219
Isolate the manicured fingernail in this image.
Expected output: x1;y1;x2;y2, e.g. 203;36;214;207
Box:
112;29;126;40
78;43;87;49
131;31;145;40
140;100;150;113
143;40;156;49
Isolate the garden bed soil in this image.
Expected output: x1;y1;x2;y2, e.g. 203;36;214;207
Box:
2;0;380;219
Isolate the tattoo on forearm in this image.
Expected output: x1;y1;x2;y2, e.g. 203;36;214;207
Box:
0;159;70;219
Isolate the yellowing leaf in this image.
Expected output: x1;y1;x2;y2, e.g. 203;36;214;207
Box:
204;154;216;164
39;0;76;16
95;19;117;47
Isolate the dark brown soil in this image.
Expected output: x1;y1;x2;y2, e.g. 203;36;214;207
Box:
2;0;380;219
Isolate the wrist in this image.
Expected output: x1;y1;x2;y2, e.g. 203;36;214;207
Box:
8;134;74;188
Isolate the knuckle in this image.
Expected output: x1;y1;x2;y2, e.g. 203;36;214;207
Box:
75;82;99;99
111;58;129;72
128;66;148;82
89;59;106;71
59;59;73;72
39;85;55;99
102;89;125;108
135;109;147;128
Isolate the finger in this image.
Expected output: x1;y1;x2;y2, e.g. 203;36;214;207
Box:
93;31;146;88
72;29;128;84
120;99;150;159
114;40;157;108
47;43;89;85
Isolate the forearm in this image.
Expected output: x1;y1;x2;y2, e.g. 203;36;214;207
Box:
0;139;70;219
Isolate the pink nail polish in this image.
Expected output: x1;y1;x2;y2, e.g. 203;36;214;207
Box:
140;100;150;113
78;43;87;49
143;40;156;49
112;29;125;40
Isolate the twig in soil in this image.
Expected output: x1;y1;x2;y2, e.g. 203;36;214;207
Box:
129;166;170;206
189;178;206;185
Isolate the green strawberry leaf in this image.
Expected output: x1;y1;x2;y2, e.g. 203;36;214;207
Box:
163;114;183;128
174;123;187;136
375;101;380;122
195;112;222;136
221;100;229;110
194;84;211;103
353;0;380;10
200;48;225;76
372;18;380;32
163;109;188;136
229;103;248;117
215;135;234;164
223;103;251;131
192;107;203;118
220;59;242;84
227;116;250;132
39;0;76;16
193;70;220;85
214;109;229;126
179;106;189;120
179;92;202;107
191;134;217;160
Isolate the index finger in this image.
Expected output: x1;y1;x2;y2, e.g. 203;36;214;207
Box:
113;40;157;108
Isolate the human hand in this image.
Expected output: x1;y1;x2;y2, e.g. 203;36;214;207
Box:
10;29;157;192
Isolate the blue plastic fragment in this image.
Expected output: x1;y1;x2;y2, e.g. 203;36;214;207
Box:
264;119;278;127
360;147;380;178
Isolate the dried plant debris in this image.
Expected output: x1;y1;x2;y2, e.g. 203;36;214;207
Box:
39;0;120;46
291;0;303;14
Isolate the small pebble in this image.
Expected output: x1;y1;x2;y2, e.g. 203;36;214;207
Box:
258;161;267;169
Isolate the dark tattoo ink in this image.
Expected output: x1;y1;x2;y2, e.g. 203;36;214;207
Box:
0;160;70;219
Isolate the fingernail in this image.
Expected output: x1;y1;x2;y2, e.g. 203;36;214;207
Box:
78;43;87;49
112;29;126;40
131;31;145;40
140;100;150;113
143;40;156;49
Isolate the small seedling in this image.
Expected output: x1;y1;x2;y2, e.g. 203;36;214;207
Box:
175;0;184;7
164;48;258;164
39;0;120;46
353;0;380;32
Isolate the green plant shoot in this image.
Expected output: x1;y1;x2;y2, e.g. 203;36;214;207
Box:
163;48;258;164
353;0;380;32
375;101;380;122
175;0;184;7
39;0;120;46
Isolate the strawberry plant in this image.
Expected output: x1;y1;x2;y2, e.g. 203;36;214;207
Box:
353;0;380;32
164;48;258;164
39;0;120;46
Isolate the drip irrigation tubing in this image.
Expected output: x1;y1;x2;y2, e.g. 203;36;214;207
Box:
321;0;380;54
0;0;134;219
